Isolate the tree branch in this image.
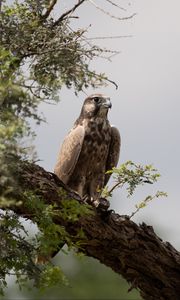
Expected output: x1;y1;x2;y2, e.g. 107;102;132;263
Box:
41;0;58;20
53;0;86;27
6;161;180;299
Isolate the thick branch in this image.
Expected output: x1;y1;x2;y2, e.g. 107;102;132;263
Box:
10;162;180;299
53;0;86;27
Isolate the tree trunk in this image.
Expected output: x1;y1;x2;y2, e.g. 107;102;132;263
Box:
12;162;180;299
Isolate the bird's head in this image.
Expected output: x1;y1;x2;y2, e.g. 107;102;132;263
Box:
81;94;112;118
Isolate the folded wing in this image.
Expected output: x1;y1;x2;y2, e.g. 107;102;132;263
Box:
104;126;121;186
54;125;85;184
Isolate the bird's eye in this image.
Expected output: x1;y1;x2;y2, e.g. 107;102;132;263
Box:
93;97;99;103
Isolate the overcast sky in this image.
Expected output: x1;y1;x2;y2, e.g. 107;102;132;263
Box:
33;1;180;248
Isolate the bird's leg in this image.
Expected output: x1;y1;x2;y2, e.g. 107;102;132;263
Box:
90;186;110;209
88;192;101;207
82;175;108;208
88;175;105;207
69;177;86;199
82;194;99;207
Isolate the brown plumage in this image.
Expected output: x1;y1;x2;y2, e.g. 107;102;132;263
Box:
54;94;121;204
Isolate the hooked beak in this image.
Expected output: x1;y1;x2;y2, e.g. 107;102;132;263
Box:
102;98;112;109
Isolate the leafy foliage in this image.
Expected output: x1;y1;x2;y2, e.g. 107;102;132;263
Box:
103;161;167;217
106;161;161;196
129;190;167;219
0;211;39;294
22;191;92;281
60;199;93;222
38;265;68;291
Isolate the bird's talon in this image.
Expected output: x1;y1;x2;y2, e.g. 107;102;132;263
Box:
92;199;99;207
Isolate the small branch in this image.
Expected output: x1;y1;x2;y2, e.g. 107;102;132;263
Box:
105;0;127;12
108;181;122;195
105;77;118;89
84;69;118;89
89;0;136;21
86;35;133;40
41;0;57;19
129;192;167;220
53;0;86;27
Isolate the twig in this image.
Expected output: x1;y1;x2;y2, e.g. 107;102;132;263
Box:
106;77;118;89
41;0;57;19
105;0;127;12
86;69;118;89
86;35;133;40
108;181;122;195
88;0;136;21
53;0;86;27
97;51;120;62
129;193;163;219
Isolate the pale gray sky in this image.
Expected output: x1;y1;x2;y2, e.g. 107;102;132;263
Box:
33;1;180;247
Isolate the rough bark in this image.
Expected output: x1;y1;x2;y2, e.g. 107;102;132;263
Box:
10;162;180;299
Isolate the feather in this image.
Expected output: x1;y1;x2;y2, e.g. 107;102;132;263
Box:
105;126;121;185
54;125;84;184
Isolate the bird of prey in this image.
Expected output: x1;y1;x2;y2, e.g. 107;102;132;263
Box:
54;94;121;205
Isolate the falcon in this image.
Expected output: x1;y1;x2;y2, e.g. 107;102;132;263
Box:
54;94;121;205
